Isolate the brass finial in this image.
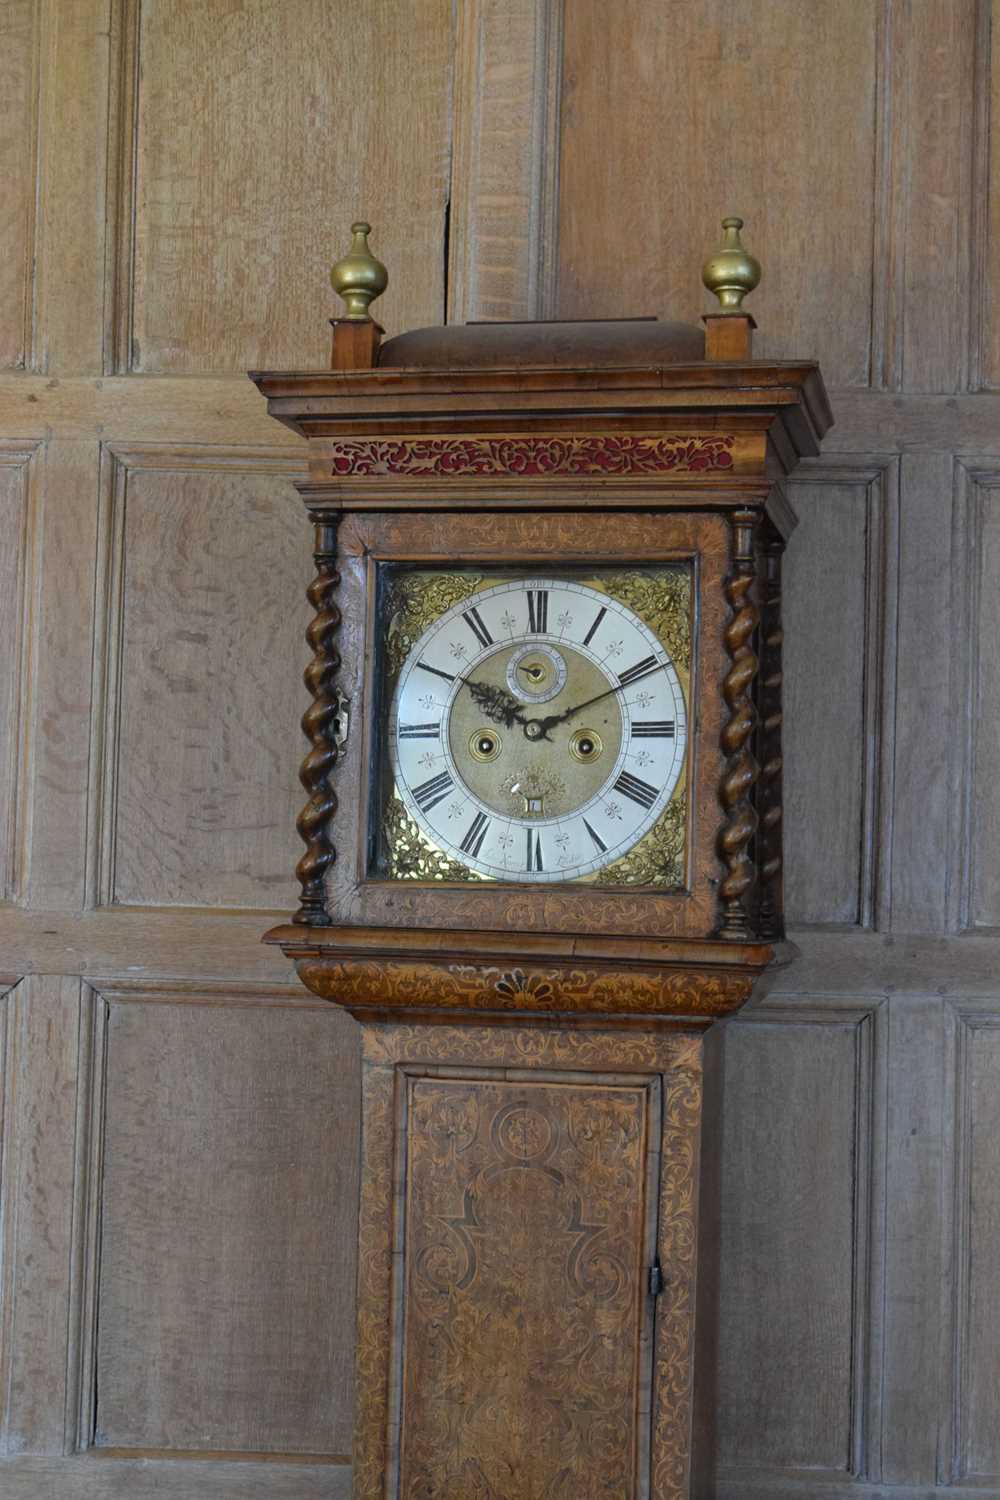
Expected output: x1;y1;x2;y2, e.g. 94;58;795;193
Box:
330;220;388;321
702;215;761;311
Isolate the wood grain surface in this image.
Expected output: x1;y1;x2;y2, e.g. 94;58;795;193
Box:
353;1022;704;1500
100;455;307;908
94;994;359;1455
398;1074;655;1496
0;0;36;369
956;1016;1000;1482
969;476;1000;926
557;0;878;386
129;0;452;373
718;1008;874;1475
0;976;84;1456
783;476;871;924
0;447;34;900
1;2;999;1494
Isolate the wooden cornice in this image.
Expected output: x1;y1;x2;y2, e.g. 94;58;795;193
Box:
248;359;832;468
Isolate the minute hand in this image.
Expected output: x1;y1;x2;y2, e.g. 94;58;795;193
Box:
526;681;629;739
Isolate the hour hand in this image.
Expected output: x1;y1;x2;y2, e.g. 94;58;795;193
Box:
466;679;529;729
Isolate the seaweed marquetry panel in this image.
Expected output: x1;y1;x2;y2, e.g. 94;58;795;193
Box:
354;1024;703;1500
399;1074;656;1496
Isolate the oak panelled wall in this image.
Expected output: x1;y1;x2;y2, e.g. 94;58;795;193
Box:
92;449;308;909
93;992;358;1458
558;0;880;387
0;1;996;1496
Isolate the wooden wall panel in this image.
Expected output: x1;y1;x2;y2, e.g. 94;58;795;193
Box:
93;991;359;1457
556;0;879;386
0;977;84;1457
955;1016;1000;1482
966;475;1000;928
31;0;118;376
94;450;309;910
0;446;35;902
126;0;453;374
1;1456;352;1498
447;0;562;322
980;1;1000;389
782;465;895;927
0;0;36;368
893;0;977;393
716;1007;875;1476
0;2;998;1493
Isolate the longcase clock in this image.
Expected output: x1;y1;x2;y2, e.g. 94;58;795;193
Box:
250;217;831;1499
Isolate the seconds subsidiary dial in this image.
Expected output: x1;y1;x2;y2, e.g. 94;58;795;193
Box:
387;579;688;883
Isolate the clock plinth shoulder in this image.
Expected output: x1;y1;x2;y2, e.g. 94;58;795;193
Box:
330;316;384;370
702;311;756;360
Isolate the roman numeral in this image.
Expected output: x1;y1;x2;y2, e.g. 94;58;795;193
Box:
613;771;660;810
631;720;675;738
526;589;548;634
583;818;607;854
462;607;493;650
459;810;490;857
398;722;440;739
583;606;606;647
417;660;456;684
411;771;454;813
525;828;544;872
617;655;663;687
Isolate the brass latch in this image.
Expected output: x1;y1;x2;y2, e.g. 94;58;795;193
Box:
334;691;350;752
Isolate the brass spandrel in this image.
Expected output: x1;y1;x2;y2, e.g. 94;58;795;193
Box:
382;792;491;883
383;571;486;682
595;787;686;887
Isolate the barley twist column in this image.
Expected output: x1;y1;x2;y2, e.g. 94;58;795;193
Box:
293;515;341;925
717;509;760;937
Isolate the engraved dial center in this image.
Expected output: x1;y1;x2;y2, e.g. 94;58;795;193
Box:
450;641;622;820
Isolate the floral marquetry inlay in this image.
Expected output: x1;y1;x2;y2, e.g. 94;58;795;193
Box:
329;433;737;478
296;953;753;1019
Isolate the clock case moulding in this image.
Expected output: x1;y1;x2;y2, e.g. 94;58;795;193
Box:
250;308;832;1032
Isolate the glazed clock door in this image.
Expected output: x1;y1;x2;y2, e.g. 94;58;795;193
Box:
373;565;693;889
387;1063;664;1498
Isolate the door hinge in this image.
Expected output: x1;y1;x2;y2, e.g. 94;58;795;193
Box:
648;1258;664;1298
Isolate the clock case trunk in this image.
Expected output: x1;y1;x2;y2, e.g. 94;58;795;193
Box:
251;347;830;1027
251;318;830;1497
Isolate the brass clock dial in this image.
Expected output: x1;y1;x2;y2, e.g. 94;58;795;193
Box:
385;577;688;884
